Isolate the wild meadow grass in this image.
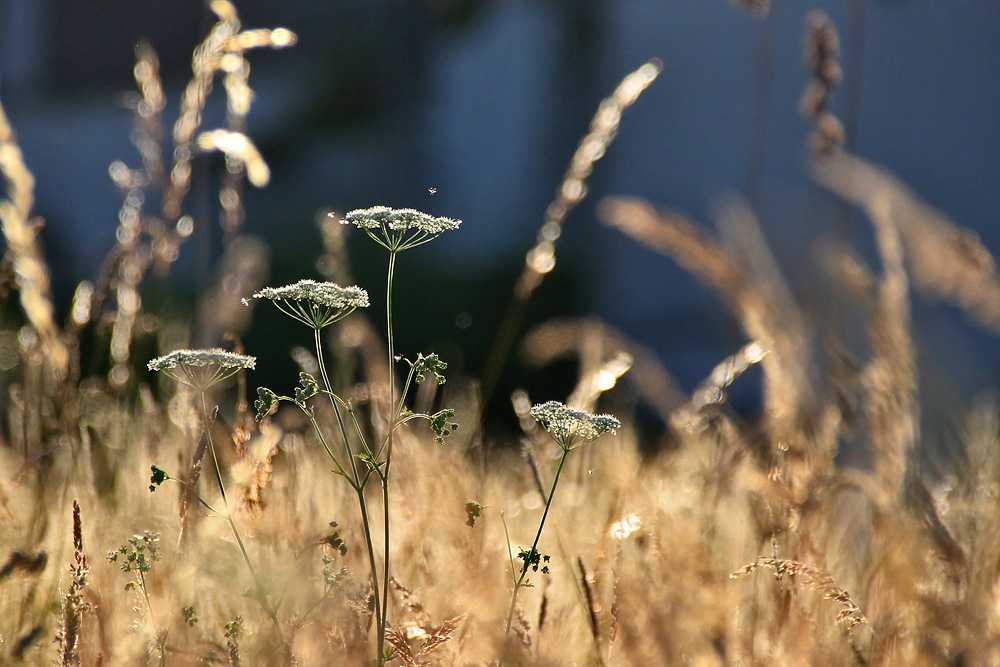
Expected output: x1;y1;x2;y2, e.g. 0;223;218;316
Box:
3;2;1000;665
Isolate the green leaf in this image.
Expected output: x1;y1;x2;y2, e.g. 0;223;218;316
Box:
428;408;458;445
412;352;448;385
465;501;485;527
149;465;168;492
254;387;278;423
294;373;320;404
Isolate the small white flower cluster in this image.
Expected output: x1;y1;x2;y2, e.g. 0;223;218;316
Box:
253;279;369;310
341;206;461;235
147;348;256;372
529;400;620;450
337;206;461;253
252;279;369;330
147;348;255;391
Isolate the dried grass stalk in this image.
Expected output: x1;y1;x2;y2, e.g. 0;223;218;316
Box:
597;196;827;472
60;500;91;667
385;625;418;667
415;614;466;658
800;11;844;156
482;59;660;406
732;557;872;645
814;151;1000;332
522;318;683;422
196;130;271;187
515;60;661;300
814;152;955;501
671;341;768;432
0;100;69;378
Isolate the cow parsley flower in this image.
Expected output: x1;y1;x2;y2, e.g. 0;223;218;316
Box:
253;279;369;330
147;348;255;391
338;206;461;252
529;401;620;451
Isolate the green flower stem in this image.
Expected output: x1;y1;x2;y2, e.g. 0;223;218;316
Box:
304;411;352;488
374;362;419;461
378;248;398;665
334;395;379;465
504;446;571;636
137;570;167;667
307;331;385;646
198;392;283;641
301;422;383;657
314;327;363;484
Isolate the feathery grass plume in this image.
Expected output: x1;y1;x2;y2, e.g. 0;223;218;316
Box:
129;42;167;187
0;99;69;379
732;557;873;652
106;181;146;389
526;316;631;414
196;130;270;188
92;7;294;390
813;156;921;503
97;40;167;389
861;193;916;504
521;317;682;420
59;501;91;667
671;341;768;433
215;31;295;241
513;60;662;301
480;59;661;407
814;150;1000;333
573;556;601;650
164;1;295;221
198;236;269;345
800;11;844;156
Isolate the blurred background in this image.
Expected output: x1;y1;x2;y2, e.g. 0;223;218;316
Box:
1;0;999;446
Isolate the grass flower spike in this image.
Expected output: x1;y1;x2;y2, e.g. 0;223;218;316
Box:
253;279;369;330
147;348;255;391
530;400;621;450
339;206;461;252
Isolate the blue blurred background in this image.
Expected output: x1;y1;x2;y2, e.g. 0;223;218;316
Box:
2;0;999;444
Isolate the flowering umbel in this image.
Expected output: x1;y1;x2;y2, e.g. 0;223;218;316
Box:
147;348;255;391
338;206;461;252
252;279;369;330
529;401;620;451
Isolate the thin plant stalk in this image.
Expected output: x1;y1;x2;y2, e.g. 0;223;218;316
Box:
197;392;283;640
501;402;619;648
504;448;570;635
311;326;385;649
378;248;399;665
137;569;166;667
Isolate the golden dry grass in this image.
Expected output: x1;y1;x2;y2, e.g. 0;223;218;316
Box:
2;4;1000;666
